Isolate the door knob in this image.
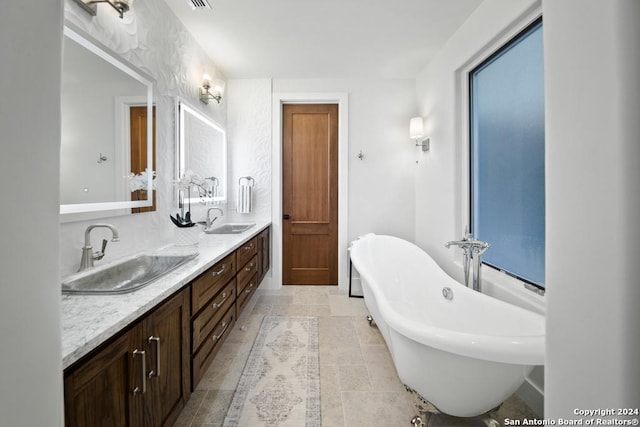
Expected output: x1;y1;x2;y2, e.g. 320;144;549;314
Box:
283;214;290;220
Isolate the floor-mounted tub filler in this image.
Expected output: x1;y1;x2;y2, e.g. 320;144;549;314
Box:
349;234;544;418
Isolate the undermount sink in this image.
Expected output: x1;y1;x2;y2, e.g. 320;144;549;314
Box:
61;253;198;295
204;222;256;234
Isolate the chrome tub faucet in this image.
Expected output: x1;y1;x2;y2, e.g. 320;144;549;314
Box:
445;228;489;292
78;224;120;272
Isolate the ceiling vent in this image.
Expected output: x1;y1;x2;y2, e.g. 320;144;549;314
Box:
187;0;211;10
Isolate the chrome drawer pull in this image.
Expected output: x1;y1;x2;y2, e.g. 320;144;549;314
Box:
212;292;228;310
244;265;253;272
245;288;251;294
148;336;160;378
132;350;146;395
211;264;226;276
244;243;254;250
212;321;229;342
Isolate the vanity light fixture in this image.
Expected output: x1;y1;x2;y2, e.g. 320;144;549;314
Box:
199;73;225;105
410;116;430;152
70;0;133;19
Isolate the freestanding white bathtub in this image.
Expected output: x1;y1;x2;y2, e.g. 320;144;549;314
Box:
349;234;544;417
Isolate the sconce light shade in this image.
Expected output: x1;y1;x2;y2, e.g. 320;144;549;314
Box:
200;73;225;105
410;117;424;139
70;0;133;18
410;117;430;152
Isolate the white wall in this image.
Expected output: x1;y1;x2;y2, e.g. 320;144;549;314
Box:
543;0;640;418
272;78;417;245
0;2;64;426
227;79;273;223
60;0;227;276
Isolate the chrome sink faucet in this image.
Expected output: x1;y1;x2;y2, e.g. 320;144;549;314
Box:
445;228;489;292
205;207;224;229
78;224;120;272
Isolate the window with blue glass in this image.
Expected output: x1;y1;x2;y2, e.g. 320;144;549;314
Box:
470;18;545;288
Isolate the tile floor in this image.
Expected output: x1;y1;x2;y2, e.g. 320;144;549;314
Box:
173;285;538;427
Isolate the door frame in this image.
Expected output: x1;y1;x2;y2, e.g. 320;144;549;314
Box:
271;93;349;291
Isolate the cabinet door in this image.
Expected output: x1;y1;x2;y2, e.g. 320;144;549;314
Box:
144;289;190;427
64;325;145;427
258;228;270;284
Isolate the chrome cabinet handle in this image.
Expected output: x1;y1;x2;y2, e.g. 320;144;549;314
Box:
132;350;146;395
211;292;228;310
211;264;226;276
212;321;229;342
244;243;254;250
148;336;160;378
244;265;253;272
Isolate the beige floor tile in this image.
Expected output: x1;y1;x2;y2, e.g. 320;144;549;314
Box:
328;294;369;316
366;362;406;393
351;315;385;345
338;365;371;391
320;364;341;391
191;390;235;425
293;292;330;305
172;389;207;427
321;393;345;427
360;344;394;365
319;343;364;365
271;303;331;316
319;316;360;348
341;391;414;427
255;295;294;305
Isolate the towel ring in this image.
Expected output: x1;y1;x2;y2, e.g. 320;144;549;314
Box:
239;176;255;187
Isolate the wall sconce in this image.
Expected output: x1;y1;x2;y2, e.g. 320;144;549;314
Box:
410;117;430;152
70;0;133;19
199;73;225;105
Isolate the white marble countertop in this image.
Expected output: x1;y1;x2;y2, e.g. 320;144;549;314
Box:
60;221;271;370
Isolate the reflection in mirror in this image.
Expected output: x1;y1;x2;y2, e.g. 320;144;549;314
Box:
177;100;227;205
60;24;155;216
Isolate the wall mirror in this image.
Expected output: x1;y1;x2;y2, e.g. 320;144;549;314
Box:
60;24;155;218
176;99;227;204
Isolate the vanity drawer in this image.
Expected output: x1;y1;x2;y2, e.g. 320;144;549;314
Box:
192;305;235;389
236;255;258;292
237;273;258;317
191;253;235;315
192;279;236;353
236;237;257;269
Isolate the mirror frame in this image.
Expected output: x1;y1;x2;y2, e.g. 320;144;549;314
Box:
60;23;155;215
175;98;227;205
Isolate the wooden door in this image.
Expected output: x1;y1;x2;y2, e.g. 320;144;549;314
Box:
64;325;144;426
130;106;156;213
143;290;190;427
283;104;338;285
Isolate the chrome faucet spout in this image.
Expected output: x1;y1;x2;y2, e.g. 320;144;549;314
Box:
205;207;224;229
445;230;489;292
79;224;120;272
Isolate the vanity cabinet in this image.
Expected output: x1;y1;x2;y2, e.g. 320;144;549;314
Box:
64;289;190;427
257;227;270;285
190;254;237;388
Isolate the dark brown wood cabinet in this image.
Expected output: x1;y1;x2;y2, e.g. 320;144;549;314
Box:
64;289;190;427
64;226;271;425
257;227;270;285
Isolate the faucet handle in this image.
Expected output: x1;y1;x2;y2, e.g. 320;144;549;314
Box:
93;239;108;261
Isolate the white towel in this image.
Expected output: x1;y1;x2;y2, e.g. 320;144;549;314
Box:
237;178;253;213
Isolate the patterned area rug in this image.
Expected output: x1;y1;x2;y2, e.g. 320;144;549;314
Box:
223;316;321;427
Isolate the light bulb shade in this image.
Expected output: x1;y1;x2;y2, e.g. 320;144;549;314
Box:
410;117;424;139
